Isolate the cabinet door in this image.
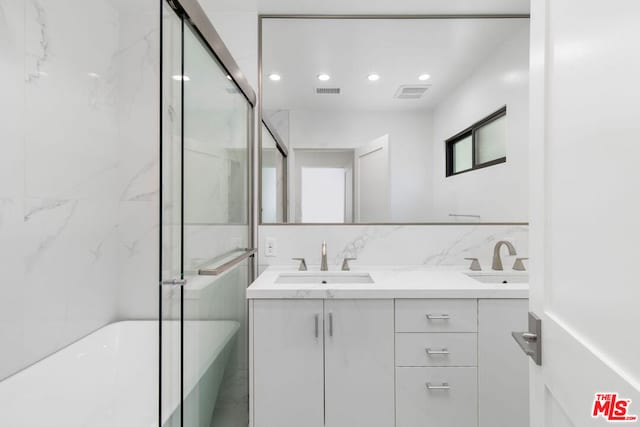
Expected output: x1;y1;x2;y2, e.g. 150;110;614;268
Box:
253;300;324;427
324;299;395;427
478;299;529;427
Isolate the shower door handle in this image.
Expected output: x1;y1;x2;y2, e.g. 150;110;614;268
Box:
161;278;187;286
198;248;257;276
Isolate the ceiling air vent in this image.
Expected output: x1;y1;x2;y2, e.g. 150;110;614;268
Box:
315;87;341;95
394;85;431;99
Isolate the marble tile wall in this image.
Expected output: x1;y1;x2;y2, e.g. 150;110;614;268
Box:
258;224;529;273
114;0;161;320
0;0;160;380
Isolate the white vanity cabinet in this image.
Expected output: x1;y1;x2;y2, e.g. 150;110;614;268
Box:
251;297;528;427
251;299;395;427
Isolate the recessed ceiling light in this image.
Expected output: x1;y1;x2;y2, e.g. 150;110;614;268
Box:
367;73;380;82
226;75;232;81
317;73;331;81
268;73;281;81
172;74;190;81
418;73;431;81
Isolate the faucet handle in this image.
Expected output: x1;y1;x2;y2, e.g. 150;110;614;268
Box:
512;257;528;271
464;258;482;271
341;257;357;271
292;257;308;271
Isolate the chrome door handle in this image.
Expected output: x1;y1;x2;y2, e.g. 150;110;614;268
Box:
512;312;542;366
426;382;450;390
161;279;187;286
328;312;333;337
314;314;319;338
426;313;450;320
426;347;450;355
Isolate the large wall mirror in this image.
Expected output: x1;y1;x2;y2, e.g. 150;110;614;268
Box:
259;16;530;224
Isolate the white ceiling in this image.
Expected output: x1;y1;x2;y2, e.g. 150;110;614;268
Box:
257;0;530;15
262;18;529;112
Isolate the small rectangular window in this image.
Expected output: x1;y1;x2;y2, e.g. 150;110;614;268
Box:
452;133;473;174
446;106;507;177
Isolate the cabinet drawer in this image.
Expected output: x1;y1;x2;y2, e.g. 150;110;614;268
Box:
395;333;477;367
395;299;477;332
396;367;478;427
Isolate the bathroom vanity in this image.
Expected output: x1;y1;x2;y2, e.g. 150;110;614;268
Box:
247;268;529;427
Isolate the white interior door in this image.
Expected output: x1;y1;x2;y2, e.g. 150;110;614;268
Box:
354;135;390;222
528;1;640;426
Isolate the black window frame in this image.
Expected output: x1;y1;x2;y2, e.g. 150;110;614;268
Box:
445;106;507;177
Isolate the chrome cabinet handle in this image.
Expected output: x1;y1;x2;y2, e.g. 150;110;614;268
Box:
425;347;450;355
426;314;451;320
314;314;319;338
426;382;450;390
328;313;333;337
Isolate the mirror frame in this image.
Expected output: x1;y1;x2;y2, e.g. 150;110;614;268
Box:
258;14;531;226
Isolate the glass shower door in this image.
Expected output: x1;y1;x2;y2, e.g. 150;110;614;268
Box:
180;21;252;427
160;3;254;426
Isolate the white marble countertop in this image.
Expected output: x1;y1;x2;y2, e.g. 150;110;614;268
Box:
247;265;529;299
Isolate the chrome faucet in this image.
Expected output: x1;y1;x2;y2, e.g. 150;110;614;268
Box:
492;241;517;270
321;241;328;271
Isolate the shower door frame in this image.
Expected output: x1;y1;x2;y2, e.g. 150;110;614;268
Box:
159;0;258;425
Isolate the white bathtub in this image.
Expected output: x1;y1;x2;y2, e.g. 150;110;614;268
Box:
0;320;240;427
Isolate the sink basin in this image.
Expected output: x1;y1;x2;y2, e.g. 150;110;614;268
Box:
275;273;374;285
465;273;528;284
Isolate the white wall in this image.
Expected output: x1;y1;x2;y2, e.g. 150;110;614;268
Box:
0;0;160;380
288;110;433;222
430;26;529;222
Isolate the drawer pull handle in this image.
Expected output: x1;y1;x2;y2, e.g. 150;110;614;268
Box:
426;382;450;390
426;314;451;320
425;347;449;355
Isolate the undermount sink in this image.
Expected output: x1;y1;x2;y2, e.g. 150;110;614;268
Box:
465;272;528;284
275;272;374;285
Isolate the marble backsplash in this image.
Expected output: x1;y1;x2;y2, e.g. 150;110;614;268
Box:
258;224;529;273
